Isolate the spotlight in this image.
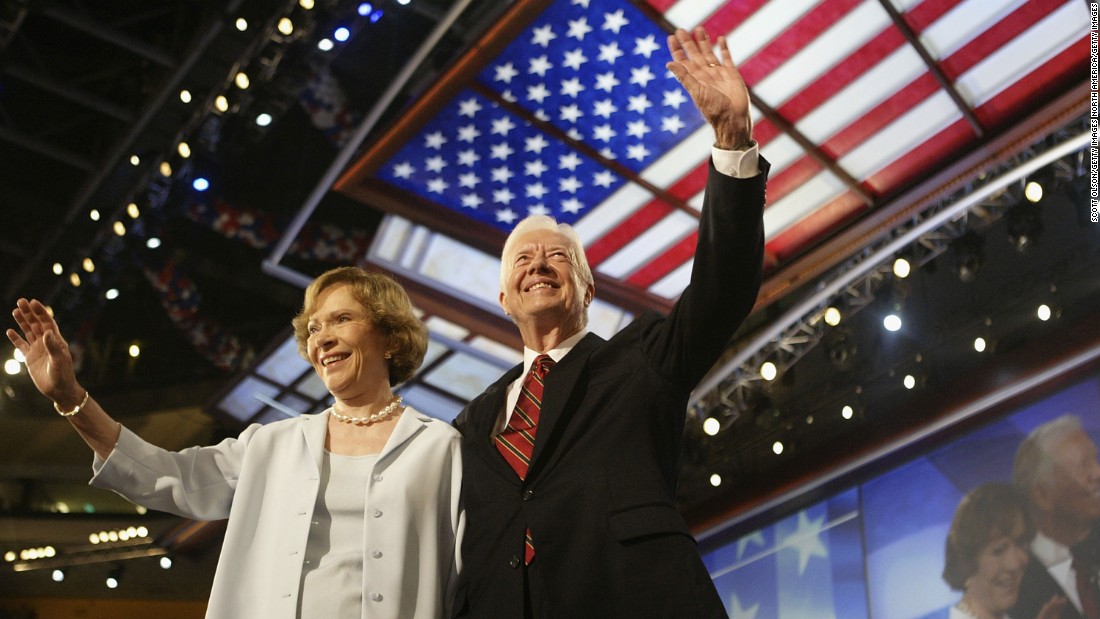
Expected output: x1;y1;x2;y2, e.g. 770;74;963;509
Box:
193;177;210;192
760;361;777;381
823;306;841;326
357;2;373;15
1005;202;1042;253
772;441;784;455
334;26;351;42
883;314;902;332
106;566;122;589
159;556;173;570
892;257;911;279
709;474;721;487
1024;179;1044;203
51;569;65;582
702;417;720;436
951;231;985;283
823;327;858;371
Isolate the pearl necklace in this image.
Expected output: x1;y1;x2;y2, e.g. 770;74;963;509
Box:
331;395;403;425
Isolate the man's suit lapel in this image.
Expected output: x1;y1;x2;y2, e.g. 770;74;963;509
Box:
472;365;526;485
528;333;602;474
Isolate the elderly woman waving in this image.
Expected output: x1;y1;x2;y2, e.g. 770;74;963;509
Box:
7;267;463;619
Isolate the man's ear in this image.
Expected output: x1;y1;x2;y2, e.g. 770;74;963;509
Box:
499;290;510;316
584;283;595;307
1030;482;1055;513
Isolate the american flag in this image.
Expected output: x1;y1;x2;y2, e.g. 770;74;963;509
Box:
352;0;1088;303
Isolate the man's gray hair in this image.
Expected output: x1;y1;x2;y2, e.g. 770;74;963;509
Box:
1013;414;1085;491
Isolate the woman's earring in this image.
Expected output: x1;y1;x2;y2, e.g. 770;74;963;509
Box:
384;352;392;360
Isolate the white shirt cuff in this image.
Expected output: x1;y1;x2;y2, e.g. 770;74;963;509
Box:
711;142;760;179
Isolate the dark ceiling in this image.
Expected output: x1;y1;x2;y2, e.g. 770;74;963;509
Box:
0;0;1095;610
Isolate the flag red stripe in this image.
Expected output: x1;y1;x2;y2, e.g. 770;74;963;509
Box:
738;0;864;85
627;230;698;288
699;0;771;39
764;191;867;261
939;0;1063;79
972;42;1088;128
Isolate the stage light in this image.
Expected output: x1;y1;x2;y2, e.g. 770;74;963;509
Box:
357;2;373;15
1024;180;1043;203
235;71;250;90
772;441;783;455
3;551;14;562
317;38;334;51
214;95;229;113
299;0;315;9
702;417;720;436
277;17;294;36
760;361;777;381
334;26;351;42
951;231;984;283
159;161;172;177
12;349;24;363
255;113;273;127
127;203;140;219
52;262;63;275
159;556;173;570
52;569;65;582
709;474;722;487
129;155;140;166
1037;304;1052;321
69;273;81;287
883;314;901;332
1006;202;1042;253
234;17;248;32
177;141;191;158
823;306;841;326
113;222;126;236
370;9;383;22
82;258;94;272
105;289;119;300
192;177;210;192
823;326;858;371
903;374;916;389
129;344;140;358
146;237;161;249
106;567;121;589
3;359;19;376
841;405;854;420
973;337;986;352
89;208;100;221
179;89;192;104
892;257;911;279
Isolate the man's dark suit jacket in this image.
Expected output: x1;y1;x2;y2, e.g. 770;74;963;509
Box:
452;157;768;619
1011;552;1083;619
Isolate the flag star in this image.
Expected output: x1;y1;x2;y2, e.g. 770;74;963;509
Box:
627;93;652;113
661;115;686;134
527;83;552;104
729;593;761;619
599;147;617;160
593;98;618;118
529;204;551;217
561;197;584;214
530;24;557;48
525;159;549;177
493;188;516;205
566;17;592;41
559;103;583;123
736;531;767;561
629;65;657;87
592;124;617;142
560;77;585;98
598;41;624;64
593;170;615;188
461;193;483;209
602;9;629;34
457;124;481;143
457;149;481;166
497;206;517;224
424;131;447;149
562;48;588;71
494;62;519;84
491;166;515;183
535;109;550;122
559;152;582;171
491;116;516;136
781;511;829;575
458;98;482;117
425;155;447;173
626;143;650;161
662;89;688;109
501;90;517;102
458;172;481;188
594;72;620;93
571;0;590;8
426;177;449;193
491;142;515;160
567;128;583;141
529;55;553;77
525;134;549;153
633;34;661;58
559;176;582;194
626;119;650;138
392;161;415;179
526;183;549;199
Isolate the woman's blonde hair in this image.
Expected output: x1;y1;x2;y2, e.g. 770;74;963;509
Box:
291;267;427;386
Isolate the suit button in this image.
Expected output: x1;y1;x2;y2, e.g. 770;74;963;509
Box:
522;490;534;501
509;556;520;568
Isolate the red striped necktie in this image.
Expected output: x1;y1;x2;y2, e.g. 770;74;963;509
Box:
494;354;555;564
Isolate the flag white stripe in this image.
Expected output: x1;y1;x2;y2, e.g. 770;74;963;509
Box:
754;1;889;107
920;0;1026;59
840;91;959;180
957;2;1088;107
796;45;925;143
663;0;727;30
725;0;824;64
649;258;694;299
597;210;698;278
763;171;847;240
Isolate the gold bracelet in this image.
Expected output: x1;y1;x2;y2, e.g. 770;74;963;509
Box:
54;390;89;417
